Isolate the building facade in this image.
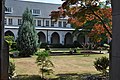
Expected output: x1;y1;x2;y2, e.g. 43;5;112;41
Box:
4;0;89;45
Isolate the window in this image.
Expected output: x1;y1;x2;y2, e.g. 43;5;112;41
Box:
18;19;22;25
34;20;36;26
51;21;54;27
4;18;7;25
5;7;13;13
46;20;49;26
32;9;41;15
8;18;13;25
37;20;41;26
63;22;66;27
58;21;62;27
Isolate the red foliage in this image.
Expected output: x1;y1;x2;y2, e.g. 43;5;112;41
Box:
50;0;112;42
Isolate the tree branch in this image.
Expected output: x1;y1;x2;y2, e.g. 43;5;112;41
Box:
90;8;112;38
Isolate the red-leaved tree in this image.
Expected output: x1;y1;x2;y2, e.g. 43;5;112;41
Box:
50;0;112;43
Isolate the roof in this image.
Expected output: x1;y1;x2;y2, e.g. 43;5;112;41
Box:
5;0;61;18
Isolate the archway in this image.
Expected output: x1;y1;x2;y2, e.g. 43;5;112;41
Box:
5;30;15;39
37;32;46;43
77;33;85;44
51;32;60;44
64;32;73;44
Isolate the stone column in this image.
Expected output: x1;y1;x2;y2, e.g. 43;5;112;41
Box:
110;0;120;80
60;34;63;45
47;31;51;44
61;34;65;45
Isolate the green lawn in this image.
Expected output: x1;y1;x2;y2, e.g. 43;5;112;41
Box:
11;53;109;79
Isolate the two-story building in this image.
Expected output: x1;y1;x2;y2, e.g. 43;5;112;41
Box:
4;0;89;45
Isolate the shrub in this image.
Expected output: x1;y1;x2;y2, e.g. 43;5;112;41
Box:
11;42;17;50
4;36;14;49
50;44;63;48
4;36;14;42
94;56;109;75
45;45;50;51
73;41;83;48
40;43;48;48
36;51;54;79
9;60;15;79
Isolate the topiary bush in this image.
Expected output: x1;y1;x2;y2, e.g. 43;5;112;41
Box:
94;56;109;75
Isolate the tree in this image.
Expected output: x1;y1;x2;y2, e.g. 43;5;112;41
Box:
17;8;38;57
36;51;54;79
87;8;112;43
50;0;112;41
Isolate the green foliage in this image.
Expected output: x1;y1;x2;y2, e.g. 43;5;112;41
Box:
94;56;109;75
11;42;17;50
4;36;14;42
9;59;15;79
17;8;38;57
4;36;14;48
36;51;54;79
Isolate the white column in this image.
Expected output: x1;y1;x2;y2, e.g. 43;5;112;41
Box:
60;34;65;45
47;31;51;44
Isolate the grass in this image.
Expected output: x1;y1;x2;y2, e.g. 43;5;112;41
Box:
11;52;109;79
51;54;108;74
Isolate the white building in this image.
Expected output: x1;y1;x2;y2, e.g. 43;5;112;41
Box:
4;0;89;45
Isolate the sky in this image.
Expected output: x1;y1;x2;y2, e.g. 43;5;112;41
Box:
22;0;106;4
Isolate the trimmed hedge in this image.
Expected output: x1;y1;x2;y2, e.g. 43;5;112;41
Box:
40;42;83;48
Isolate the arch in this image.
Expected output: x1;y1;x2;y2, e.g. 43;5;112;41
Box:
77;33;85;44
51;32;60;44
64;32;73;44
37;32;46;43
5;30;15;38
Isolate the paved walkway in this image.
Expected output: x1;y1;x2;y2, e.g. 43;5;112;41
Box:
82;50;108;54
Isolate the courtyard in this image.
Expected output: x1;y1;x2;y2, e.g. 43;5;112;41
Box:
10;49;109;80
0;0;113;79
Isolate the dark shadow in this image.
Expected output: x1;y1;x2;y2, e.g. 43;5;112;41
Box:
9;54;32;58
49;51;103;56
12;73;109;80
12;75;41;80
56;73;109;80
